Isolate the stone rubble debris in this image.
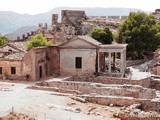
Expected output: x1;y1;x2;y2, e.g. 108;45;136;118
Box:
70;96;87;103
114;104;160;120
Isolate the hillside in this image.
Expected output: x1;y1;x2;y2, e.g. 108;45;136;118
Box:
0;7;143;34
6;26;37;40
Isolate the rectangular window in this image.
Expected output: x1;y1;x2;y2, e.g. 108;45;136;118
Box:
0;67;2;74
75;57;82;69
11;67;16;74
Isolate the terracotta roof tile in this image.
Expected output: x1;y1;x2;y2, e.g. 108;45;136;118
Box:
0;41;27;60
0;52;26;60
8;42;27;52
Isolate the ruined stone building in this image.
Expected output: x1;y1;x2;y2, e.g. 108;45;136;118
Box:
0;42;59;81
51;10;96;36
152;9;160;23
0;35;127;81
60;36;127;79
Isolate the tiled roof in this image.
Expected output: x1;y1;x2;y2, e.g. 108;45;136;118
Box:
0;45;19;53
0;52;26;60
78;35;102;46
0;41;27;60
8;41;27;52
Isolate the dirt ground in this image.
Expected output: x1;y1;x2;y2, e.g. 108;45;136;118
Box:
0;81;120;120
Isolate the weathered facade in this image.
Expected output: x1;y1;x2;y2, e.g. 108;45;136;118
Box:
23;46;60;81
0;35;127;81
59;36;98;78
59;36;127;78
0;42;60;81
152;9;160;23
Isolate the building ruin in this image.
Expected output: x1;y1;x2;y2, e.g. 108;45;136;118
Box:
0;10;160;120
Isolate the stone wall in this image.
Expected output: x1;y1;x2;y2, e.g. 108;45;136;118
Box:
61;10;87;35
151;79;160;90
88;76;152;88
0;46;60;81
29;46;60;81
39;80;156;99
61;10;86;26
38;80;159;112
0;60;23;80
83;95;160;112
47;46;60;76
22;49;34;81
60;49;96;78
34;47;49;80
126;60;145;67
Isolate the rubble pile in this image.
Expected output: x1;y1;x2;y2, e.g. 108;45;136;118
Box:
114;104;160;120
0;112;35;120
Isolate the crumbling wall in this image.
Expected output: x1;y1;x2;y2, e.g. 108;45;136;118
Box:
89;76;152;88
22;50;34;81
22;46;60;81
0;60;23;80
47;46;60;76
61;10;86;27
151;79;160;90
82;95;160;112
39;80;156;99
52;14;58;25
61;10;88;35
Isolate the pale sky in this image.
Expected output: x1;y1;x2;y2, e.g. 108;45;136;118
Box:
0;0;159;14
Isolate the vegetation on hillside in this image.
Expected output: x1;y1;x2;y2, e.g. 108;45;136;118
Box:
91;27;113;44
26;34;51;50
0;35;7;46
118;11;160;59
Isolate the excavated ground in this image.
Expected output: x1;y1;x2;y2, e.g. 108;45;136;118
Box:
0;81;120;120
30;76;160;119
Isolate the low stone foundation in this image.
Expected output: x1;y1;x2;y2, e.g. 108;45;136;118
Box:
38;80;156;99
151;79;160;90
35;79;160;112
126;60;145;67
88;76;152;88
79;95;160;112
33;74;160;114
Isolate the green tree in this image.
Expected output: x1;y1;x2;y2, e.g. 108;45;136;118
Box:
0;35;7;46
26;34;51;50
119;11;160;59
113;33;119;42
91;27;113;44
